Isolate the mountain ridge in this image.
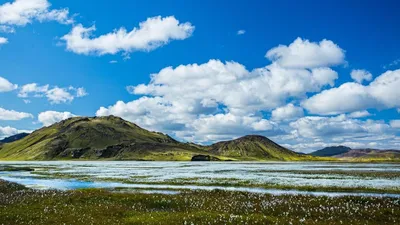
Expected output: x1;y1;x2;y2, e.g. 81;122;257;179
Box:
310;146;400;161
0;133;29;144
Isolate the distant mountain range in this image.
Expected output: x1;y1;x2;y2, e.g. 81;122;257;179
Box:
310;146;400;161
0;133;29;144
0;116;311;161
310;146;352;157
1;116;398;161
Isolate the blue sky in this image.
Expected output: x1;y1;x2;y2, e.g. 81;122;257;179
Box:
0;0;399;152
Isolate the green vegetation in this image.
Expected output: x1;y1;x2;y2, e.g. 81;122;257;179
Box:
0;179;399;225
0;166;34;172
207;135;315;161
0;116;309;161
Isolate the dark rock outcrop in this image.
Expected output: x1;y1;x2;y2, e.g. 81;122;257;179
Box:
191;155;220;161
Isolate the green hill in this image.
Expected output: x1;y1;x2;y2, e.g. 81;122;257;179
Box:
209;135;310;161
0;116;308;161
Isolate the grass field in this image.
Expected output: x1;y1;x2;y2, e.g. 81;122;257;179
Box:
0;179;399;225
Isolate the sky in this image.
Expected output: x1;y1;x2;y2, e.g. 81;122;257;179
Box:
0;0;400;152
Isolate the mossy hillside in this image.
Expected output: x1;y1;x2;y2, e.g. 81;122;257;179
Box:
209;135;307;160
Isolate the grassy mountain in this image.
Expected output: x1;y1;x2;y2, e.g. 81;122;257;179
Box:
0;116;308;161
0;116;212;161
0;133;29;144
208;135;311;161
310;146;351;157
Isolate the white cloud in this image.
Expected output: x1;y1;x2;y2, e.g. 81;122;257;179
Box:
0;126;29;139
289;115;391;139
18;83;49;97
271;103;304;121
0;0;73;26
132;60;338;115
75;87;87;97
97;38;347;144
0;36;8;45
0;107;33;120
109;60;118;64
18;83;87;104
265;37;345;69
281;114;399;152
0;76;17;92
390;120;400;129
45;87;74;104
302;82;376;115
350;69;372;83
0;25;16;33
181;113;280;143
237;30;245;35
303;69;400;115
348;110;371;118
61;16;194;56
38;110;76;126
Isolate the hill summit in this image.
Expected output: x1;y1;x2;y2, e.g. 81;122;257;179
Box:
209;135;300;160
0;116;307;161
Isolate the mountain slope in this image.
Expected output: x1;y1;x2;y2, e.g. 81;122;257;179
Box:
0;133;29;144
209;135;307;160
310;146;351;157
0;116;211;160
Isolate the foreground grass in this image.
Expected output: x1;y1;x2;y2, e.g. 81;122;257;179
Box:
0;180;399;225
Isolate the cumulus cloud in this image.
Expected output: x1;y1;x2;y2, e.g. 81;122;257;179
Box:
18;83;49;97
277;114;400;152
350;69;372;83
45;87;74;104
0;76;17;92
18;83;87;104
180;113;281;143
131;60;338;115
38;110;76;126
96;38;349;143
265;37;345;69
75;87;87;97
0;0;73;26
0;125;29;139
0;107;33;120
348;110;371;118
61;16;194;56
93;37;400;150
390;120;400;129
303;69;400;115
0;25;16;33
271;103;304;121
289;115;391;139
0;37;7;45
237;30;245;35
